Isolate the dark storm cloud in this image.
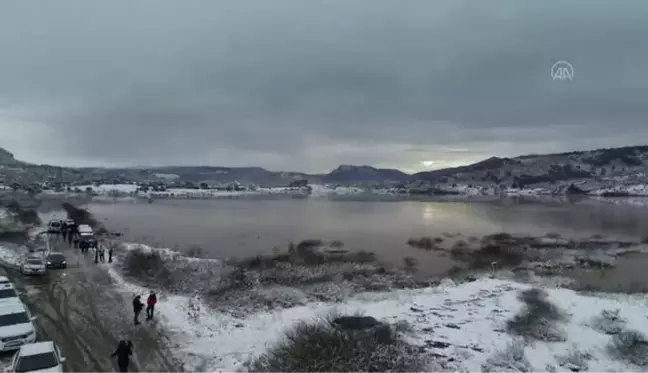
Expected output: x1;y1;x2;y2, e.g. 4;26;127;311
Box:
0;0;646;172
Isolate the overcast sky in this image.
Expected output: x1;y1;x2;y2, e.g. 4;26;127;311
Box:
0;1;646;173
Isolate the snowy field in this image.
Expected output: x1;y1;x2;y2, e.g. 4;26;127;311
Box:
105;266;648;372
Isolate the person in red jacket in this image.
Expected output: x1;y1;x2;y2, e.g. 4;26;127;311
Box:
146;291;157;320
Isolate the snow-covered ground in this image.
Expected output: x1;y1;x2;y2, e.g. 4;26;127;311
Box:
39;183;377;199
0;244;22;267
105;267;648;373
27;179;648;198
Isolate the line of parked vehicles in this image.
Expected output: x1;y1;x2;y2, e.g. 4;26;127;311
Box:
0;277;66;372
17;219;98;278
0;219;98;371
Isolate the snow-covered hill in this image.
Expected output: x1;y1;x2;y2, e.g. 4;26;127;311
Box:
415;145;648;188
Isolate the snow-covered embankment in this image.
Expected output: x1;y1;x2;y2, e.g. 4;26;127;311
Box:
106;264;648;372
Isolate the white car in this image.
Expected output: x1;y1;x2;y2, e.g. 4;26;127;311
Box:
20;257;46;276
0;303;37;352
0;284;21;306
0;276;11;286
46;221;62;234
6;341;65;372
77;224;93;236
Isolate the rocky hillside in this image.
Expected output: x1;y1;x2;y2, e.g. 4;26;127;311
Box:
2;145;648;188
413;145;648;189
323;165;410;184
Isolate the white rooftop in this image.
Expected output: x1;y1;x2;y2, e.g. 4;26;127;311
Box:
0;302;27;315
18;341;55;356
0;282;16;290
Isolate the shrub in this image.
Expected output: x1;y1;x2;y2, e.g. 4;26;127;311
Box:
16;210;41;226
250;313;428;372
406;237;434;250
481;342;531;372
486;232;514;241
403;257;417;270
186;245;204;258
608;330;648;366
506;288;567;342
556;349;592;371
591;309;627;335
61;202;98;227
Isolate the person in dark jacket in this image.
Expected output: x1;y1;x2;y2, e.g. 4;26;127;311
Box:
146;291;157;320
111;340;133;372
132;295;144;325
108;246;114;263
68;227;75;246
61;223;68;241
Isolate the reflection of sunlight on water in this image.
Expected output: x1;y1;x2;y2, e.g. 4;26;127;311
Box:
422;203;437;221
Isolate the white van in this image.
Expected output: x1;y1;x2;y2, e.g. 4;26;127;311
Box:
0;303;37;351
77;224;93;236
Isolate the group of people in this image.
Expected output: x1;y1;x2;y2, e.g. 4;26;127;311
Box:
109;290;158;371
56;219;114;263
132;291;158;325
92;244;113;264
54;220;160;372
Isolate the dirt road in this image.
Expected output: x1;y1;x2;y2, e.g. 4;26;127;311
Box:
1;234;181;372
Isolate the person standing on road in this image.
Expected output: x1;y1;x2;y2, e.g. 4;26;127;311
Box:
68;226;74;246
61;223;68;242
132;295;144;325
146;291;157;320
108;245;114;263
98;245;105;262
111;340;133;372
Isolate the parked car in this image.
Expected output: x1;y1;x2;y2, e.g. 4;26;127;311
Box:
46;221;62;234
0;303;37;352
6;341;65;372
20;257;46;276
45;253;67;269
0;285;21;306
78;224;94;235
0;276;10;286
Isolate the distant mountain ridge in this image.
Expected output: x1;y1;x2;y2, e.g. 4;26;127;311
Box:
1;144;648;187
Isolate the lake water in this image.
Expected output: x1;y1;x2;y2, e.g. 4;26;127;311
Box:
37;197;648;272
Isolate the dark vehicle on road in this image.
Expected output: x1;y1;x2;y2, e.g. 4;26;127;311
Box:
46;252;67;269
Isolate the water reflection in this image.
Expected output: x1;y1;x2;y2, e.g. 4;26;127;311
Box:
49;197;648;262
